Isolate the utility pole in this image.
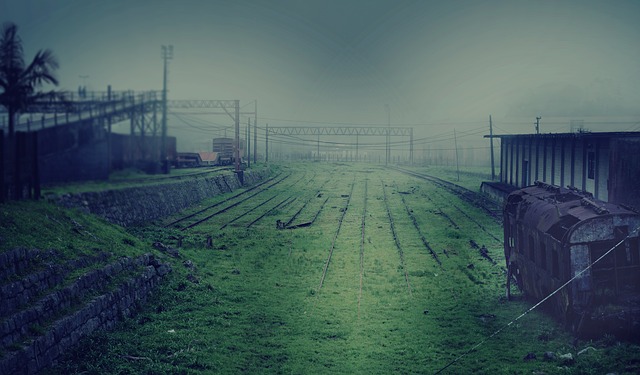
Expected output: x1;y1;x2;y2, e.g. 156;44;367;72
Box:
247;118;251;168
535;116;541;134
265;124;269;163
454;128;460;181
161;45;173;174
234;100;241;182
489;114;495;180
385;104;390;166
253;100;257;164
410;128;414;165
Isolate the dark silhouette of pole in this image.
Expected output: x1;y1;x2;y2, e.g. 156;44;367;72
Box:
385;104;390;166
454;128;460;181
265;124;269;163
234;99;240;175
490;114;495;180
247;118;251;168
535;116;541;134
161;45;173;174
253;100;257;164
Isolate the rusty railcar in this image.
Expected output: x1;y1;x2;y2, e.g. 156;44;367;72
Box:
504;182;640;337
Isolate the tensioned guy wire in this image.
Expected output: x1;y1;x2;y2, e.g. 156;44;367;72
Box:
433;224;640;375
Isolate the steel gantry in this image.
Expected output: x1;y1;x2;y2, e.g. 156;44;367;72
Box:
265;126;414;164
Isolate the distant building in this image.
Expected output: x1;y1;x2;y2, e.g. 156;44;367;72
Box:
482;132;640;209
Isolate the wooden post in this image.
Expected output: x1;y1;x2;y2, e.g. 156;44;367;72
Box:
206;235;213;248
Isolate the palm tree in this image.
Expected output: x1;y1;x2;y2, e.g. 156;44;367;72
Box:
0;22;59;138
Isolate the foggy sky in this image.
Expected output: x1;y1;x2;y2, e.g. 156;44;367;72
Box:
3;0;640;146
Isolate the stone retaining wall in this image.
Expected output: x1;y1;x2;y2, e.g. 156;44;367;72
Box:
0;253;171;374
55;169;270;227
0;250;110;318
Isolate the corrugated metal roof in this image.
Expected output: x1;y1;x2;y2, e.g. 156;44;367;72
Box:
506;182;637;242
486;131;640;140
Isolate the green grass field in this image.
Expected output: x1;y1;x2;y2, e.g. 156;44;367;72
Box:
3;162;638;374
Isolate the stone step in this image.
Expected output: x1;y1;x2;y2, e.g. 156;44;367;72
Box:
0;253;171;374
0;252;110;320
0;248;56;283
0;253;159;353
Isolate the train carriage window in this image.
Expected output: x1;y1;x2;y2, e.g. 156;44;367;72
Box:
540;242;547;270
552;247;559;279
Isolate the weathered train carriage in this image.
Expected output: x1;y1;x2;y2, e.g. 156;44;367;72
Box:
504;182;640;337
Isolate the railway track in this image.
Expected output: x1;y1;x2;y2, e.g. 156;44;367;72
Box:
163;172;286;228
431;190;502;244
394;167;502;222
381;180;413;296
357;178;368;319
317;178;355;292
246;196;297;228
168;173;292;231
280;175;333;229
218;172;313;230
393;182;442;268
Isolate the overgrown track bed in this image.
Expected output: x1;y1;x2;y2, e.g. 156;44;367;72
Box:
281;176;333;229
246;196;297;228
395;167;501;222
217;172;312;230
163;172;285;228
432;189;502;244
316;178;355;293
381;179;412;296
169;173;291;231
49;163;635;375
393;182;442;268
357;178;368;318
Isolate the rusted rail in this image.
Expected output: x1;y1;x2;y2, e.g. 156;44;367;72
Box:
394;167;501;222
163;172;285;228
357;179;368;319
220;195;279;229
317;179;355;292
393;182;442;268
178;174;291;231
381;180;412;296
246;196;297;228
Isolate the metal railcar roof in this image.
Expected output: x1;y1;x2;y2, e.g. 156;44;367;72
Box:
505;182;638;243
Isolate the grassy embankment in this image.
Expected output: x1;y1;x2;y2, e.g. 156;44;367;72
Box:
2;162;638;374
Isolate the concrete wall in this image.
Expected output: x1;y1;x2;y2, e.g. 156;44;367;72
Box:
54;169;270;227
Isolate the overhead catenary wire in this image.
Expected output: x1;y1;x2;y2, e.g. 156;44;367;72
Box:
433;224;640;375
